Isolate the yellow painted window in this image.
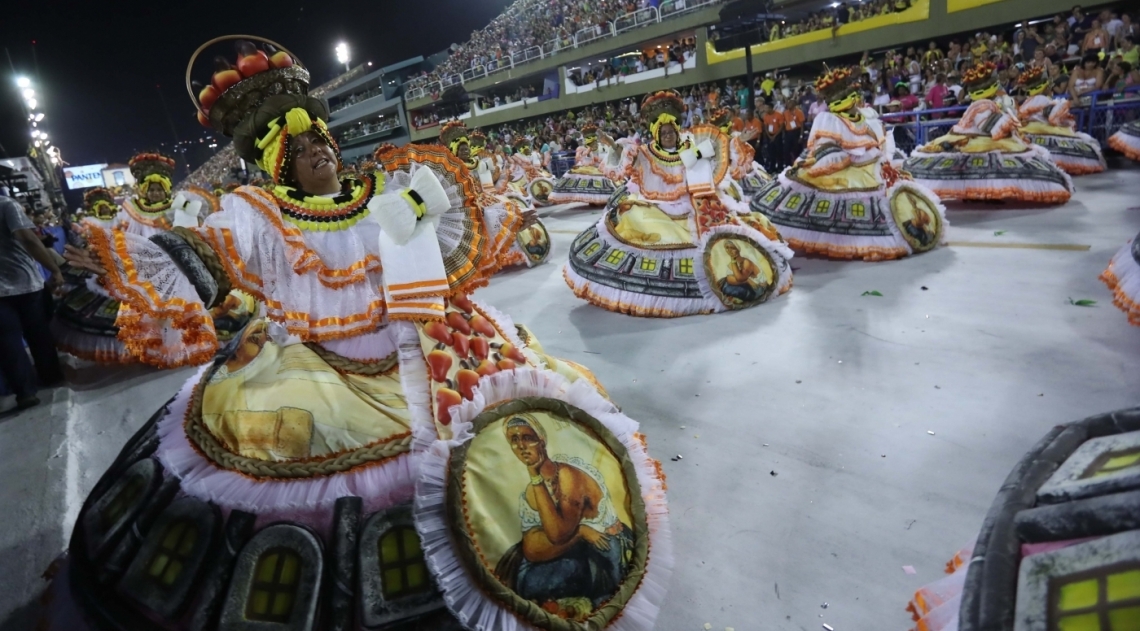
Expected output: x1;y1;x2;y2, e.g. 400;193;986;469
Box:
246;549;301;622
583;242;601;257
146;520;198;587
379;526;429;600
785;194;802;210
101;475;145;529
605;250;625;265
813;200;831;214
851;203;865;218
639;258;657;271
1060;579;1100;610
678;259;694;275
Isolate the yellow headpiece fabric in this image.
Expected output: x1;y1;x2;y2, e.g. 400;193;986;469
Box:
140;173;172;195
254;107;334;184
970;84;999;101
1028;82;1049;96
650;113;679;141
829;92;860;113
448;136;470;155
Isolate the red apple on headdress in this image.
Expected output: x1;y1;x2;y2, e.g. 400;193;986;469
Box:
236;41;270;77
474;359;499;377
196;81;220;110
468;314;496;338
264;44;295;69
211;56;243;93
446;312;471;335
469;336;489;361
427;349;453;383
423;320;452;346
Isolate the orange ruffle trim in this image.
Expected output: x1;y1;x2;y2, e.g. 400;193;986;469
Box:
1100;266;1140;326
234;189;382;289
564;267;698;318
929;185;1071;204
785;237;910;262
1108;135;1140;162
88;229;217;369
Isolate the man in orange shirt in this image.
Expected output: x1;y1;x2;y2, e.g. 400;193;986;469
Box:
760;101;785;171
731;106;745;133
742;109;763;156
782;101;806;167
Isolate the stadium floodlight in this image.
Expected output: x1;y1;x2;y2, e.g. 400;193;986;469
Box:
22;88;35;100
16;76;31;88
27;98;37;110
335;42;351;72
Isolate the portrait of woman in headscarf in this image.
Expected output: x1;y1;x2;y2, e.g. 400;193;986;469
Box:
493;414;634;621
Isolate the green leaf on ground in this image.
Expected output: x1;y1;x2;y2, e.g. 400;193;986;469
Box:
1068;298;1097;307
993;230;1006;236
862;290;884;297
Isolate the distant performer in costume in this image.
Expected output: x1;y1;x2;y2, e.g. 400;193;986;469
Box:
1100;231;1140;326
506;137;556;207
442;121;551;268
905;62;1073;204
709;107;772;200
750;67;947;261
1016;67;1106;175
1108;120;1140;162
548;124;619;206
565;90;793;318
52;188;135;364
119;152;206;235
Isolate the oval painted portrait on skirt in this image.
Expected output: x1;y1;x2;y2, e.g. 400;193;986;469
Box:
703;233;777;310
448;398;648;629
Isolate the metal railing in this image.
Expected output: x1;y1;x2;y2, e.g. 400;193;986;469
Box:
402;0;723;104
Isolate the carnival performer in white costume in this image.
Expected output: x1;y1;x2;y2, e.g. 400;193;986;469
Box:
565;90;793;317
1015;66;1106;175
750;67;947;261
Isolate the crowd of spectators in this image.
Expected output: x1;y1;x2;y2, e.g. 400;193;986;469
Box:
568;38;697;87
761;0;915;42
331;85;387;113
406;0;717;94
338;116;403;142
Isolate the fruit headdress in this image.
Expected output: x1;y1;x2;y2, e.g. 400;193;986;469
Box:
512;136;532;152
641;91;685;140
962;62;999;100
1017;65;1049;96
709;107;733;132
580;123;599;144
187;36;337;187
83;187;118;220
815;66;860;112
440;121;471;155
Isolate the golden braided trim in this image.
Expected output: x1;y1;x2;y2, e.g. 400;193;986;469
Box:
183;376;412;479
171;227;233;307
304;343;399;376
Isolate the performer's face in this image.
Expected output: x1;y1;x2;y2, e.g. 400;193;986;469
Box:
507;425;545;467
290;131;340;193
658;124;678;150
145;182;167;203
456;141;471;161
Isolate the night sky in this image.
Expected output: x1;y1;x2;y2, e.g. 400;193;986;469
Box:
0;0;513;168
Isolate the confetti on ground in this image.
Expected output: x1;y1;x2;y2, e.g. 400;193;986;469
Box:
671;455;683;461
903;565;917;574
921;286;929;290
1068;298;1097;307
823;624;835;631
862;290;883;296
795;380;802;384
704;624;712;630
994;230;1006;236
821;602;829;609
927;430;936;435
770;470;778;476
